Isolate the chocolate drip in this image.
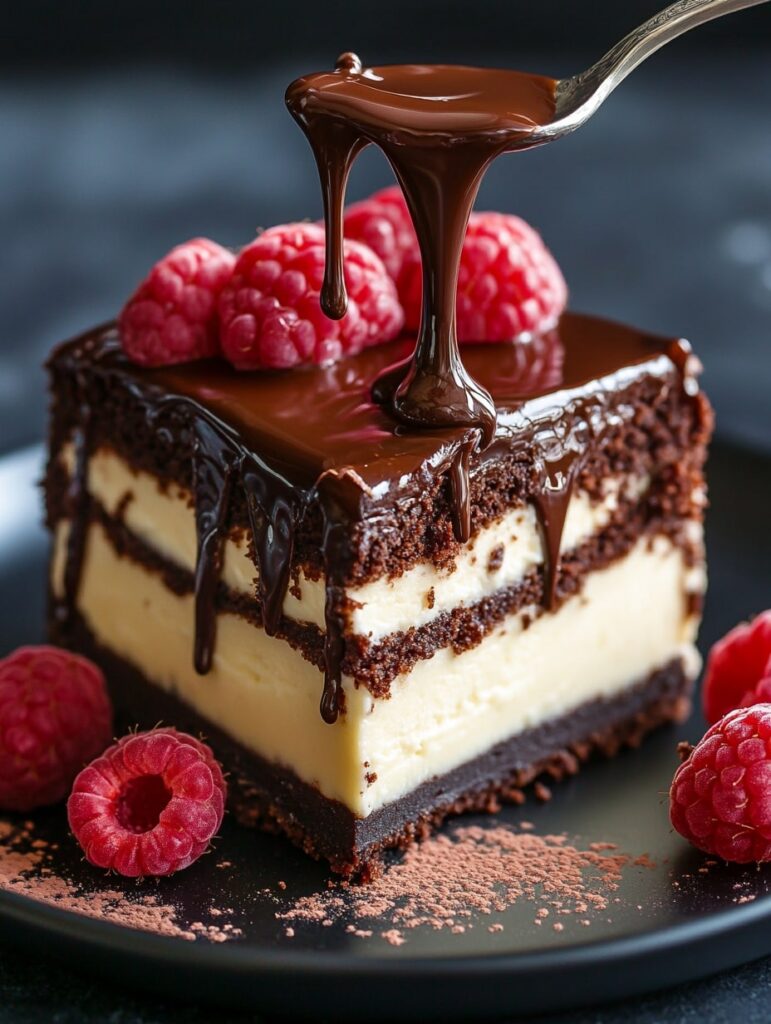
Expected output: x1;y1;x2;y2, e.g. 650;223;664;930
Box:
530;451;582;609
242;460;306;637
60;409;91;624
192;421;235;674
448;434;478;544
319;496;349;724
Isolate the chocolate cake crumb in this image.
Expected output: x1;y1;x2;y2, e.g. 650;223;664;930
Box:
425;587;435;610
487;544;505;573
277;823;645;945
0;818;242;943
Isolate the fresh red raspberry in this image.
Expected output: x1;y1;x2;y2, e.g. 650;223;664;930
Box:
702;611;771;724
0;646;113;812
67;727;226;877
670;704;771;863
400;211;568;340
119;238;236;367
344;185;420;288
349;188;568;341
218;223;404;370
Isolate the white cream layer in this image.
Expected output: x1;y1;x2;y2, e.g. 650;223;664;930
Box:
51;521;701;817
60;445;650;642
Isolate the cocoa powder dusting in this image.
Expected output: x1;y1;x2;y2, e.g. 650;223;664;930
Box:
0;819;242;943
278;824;644;944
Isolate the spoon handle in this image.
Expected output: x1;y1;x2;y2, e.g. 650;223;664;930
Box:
560;0;768;124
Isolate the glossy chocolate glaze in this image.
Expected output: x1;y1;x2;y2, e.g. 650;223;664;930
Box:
285;56;557;440
50;314;699;723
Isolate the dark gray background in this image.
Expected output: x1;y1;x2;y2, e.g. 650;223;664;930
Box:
1;0;770;1020
0;1;769;458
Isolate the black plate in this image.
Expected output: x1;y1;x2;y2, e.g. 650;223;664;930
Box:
1;440;770;1021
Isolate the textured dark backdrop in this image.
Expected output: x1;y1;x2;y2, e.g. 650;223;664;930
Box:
1;1;770;1021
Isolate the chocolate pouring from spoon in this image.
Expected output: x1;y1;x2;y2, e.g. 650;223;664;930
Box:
286;0;769;441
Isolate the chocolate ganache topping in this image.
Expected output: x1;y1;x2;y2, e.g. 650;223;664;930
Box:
52;57;705;725
286;55;557;442
50;319;701;725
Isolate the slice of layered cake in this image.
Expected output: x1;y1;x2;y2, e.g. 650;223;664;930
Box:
43;52;711;878
45;302;711;876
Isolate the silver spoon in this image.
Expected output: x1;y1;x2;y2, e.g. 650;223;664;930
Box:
533;0;769;145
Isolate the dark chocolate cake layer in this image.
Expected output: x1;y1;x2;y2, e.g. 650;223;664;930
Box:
50;611;691;878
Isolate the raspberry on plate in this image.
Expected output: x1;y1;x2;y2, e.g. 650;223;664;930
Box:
119;238;236;367
0;646;113;812
702;611;771;724
67;727;226;877
218;223;404;370
670;704;771;863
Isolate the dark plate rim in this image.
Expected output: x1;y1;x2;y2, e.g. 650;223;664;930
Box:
2;878;771;977
3;439;771;1018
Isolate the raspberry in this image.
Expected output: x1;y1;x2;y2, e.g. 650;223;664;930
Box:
67;727;226;877
344;188;567;341
344;185;420;288
670;704;771;863
400;211;568;340
119;238;236;367
218;223;404;370
0;646;113;812
702;611;771;724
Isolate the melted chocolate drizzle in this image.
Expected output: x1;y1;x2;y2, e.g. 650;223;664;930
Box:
319;495;349;724
447;433;479;544
241;459;307;638
531;451;582;609
59;410;91;627
192;421;235;674
286;57;558;447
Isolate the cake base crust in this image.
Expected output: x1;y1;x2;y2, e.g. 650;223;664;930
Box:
51;612;691;878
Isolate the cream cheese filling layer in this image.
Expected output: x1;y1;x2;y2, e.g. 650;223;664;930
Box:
51;521;701;817
59;444;650;642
